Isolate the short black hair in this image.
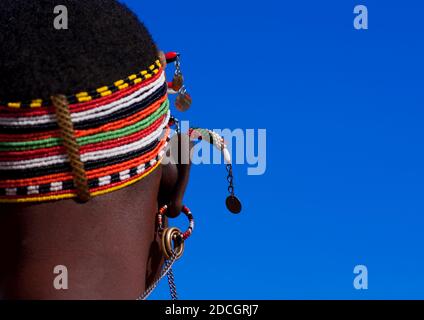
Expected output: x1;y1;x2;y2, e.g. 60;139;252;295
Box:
0;0;158;102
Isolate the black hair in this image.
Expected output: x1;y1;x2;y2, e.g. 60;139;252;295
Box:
0;0;158;102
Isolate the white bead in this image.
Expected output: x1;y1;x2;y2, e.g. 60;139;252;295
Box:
223;148;232;164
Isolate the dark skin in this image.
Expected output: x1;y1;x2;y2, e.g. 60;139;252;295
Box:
0;135;192;300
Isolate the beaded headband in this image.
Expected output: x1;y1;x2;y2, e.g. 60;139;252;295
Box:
0;59;170;203
0;53;241;214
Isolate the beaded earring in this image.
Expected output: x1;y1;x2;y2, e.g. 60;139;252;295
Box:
187;128;242;214
165;52;192;112
165;52;242;215
139;204;194;300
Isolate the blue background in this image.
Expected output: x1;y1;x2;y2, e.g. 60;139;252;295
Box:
122;0;424;299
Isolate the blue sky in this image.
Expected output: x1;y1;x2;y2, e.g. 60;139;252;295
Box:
122;0;424;299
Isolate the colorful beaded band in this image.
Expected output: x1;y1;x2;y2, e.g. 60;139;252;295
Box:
0;60;162;109
0;59;171;203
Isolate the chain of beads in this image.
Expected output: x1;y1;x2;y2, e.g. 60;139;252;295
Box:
157;204;194;241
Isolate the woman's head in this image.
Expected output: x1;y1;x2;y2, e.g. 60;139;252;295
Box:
0;0;158;100
0;0;191;299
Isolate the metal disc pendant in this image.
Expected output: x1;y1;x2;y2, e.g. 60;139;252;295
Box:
226;195;242;214
175;91;192;112
172;74;184;91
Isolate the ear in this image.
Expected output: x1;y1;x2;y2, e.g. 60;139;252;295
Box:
158;50;167;69
158;134;193;218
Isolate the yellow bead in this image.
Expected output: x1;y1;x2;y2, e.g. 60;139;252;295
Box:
100;90;112;97
76;92;89;98
118;83;129;90
30;99;43;108
8;102;21;108
78;96;92;102
97;86;109;93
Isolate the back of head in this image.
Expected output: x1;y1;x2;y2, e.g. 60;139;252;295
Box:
0;0;180;299
0;0;158;100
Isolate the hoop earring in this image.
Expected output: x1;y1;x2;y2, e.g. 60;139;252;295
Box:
157;204;194;260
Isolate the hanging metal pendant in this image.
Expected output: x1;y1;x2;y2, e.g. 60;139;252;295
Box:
175;89;192;112
161;227;185;260
226;195;242;214
172;73;184;92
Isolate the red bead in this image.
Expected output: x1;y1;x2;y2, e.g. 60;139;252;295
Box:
165;52;179;63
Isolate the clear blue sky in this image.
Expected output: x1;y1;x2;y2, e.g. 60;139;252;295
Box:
122;0;424;299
